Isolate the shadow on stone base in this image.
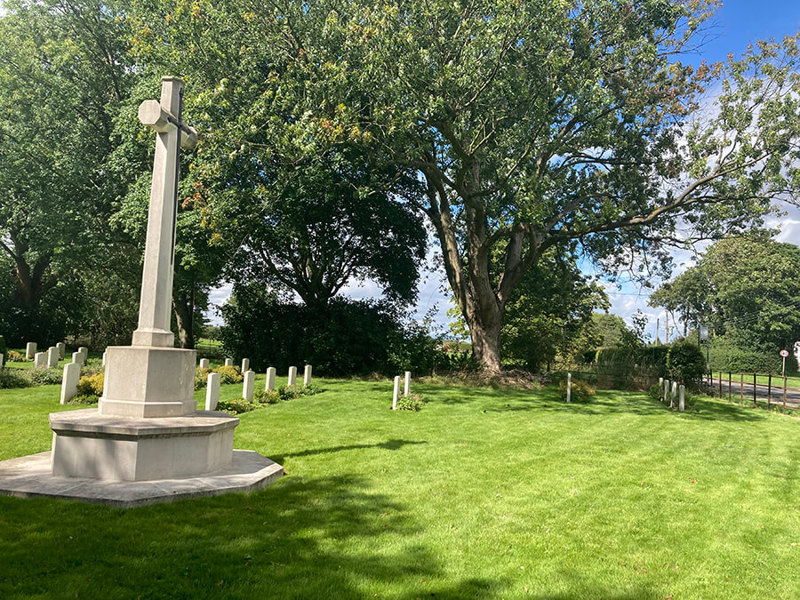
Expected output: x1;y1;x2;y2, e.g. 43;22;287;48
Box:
0;450;284;508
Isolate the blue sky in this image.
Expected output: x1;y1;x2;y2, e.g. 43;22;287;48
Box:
209;2;800;339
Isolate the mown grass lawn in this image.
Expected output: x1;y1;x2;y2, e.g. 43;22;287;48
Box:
1;377;799;599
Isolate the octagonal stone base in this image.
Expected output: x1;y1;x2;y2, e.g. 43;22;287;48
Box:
0;450;284;507
50;409;239;481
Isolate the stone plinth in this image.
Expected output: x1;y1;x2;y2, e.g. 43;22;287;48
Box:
99;346;196;418
0;450;283;507
50;409;238;481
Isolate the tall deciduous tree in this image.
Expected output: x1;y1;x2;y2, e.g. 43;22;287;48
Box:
0;0;134;344
129;0;800;371
651;236;800;352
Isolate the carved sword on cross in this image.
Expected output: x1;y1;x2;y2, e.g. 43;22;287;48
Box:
132;76;198;348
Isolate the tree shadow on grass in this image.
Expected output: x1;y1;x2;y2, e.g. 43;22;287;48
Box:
425;384;766;422
0;474;504;599
275;438;428;461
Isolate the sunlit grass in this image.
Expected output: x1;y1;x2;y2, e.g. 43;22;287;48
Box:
1;377;799;598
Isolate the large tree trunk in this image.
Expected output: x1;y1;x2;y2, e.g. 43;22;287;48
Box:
172;286;195;349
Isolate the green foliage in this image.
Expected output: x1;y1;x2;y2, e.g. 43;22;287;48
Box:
0;369;30;389
277;385;301;401
26;368;62;386
560;379;595;403
501;250;608;371
396;393;426;412
77;373;104;397
5;350;24;362
254;389;281;405
215;398;258;415
653;237;800;370
302;383;321;396
221;286;441;376
0;335;5;355
708;337;782;374
194;367;211;390
212;365;243;384
666;341;706;383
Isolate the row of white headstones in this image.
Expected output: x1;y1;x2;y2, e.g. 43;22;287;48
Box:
203;360;313;411
658;377;687;411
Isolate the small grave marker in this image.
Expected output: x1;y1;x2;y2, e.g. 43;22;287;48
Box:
566;372;572;403
26;342;37;360
34;352;46;368
56;342;65;359
265;367;276;392
404;371;411;396
199;358;210;369
241;358;250;373
304;364;312;387
47;346;59;369
288;366;297;388
224;358;233;367
243;370;255;402
60;363;81;405
679;385;685;412
72;351;82;366
205;372;221;411
392;376;400;410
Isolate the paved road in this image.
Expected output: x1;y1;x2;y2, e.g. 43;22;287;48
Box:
710;377;800;410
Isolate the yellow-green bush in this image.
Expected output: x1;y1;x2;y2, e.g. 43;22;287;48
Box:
213;365;243;384
560;378;595;403
195;367;211;390
77;373;104;397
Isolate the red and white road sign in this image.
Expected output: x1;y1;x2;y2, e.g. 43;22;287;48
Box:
780;349;789;358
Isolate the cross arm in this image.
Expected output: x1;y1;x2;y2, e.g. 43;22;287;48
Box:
138;100;198;149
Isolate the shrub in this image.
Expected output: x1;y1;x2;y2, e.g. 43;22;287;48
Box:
254;389;281;404
213;365;242;384
278;384;301;401
560;378;595;403
302;383;321;396
68;394;99;405
666;341;706;383
77;373;105;397
647;383;662;402
220;286;442;376
27;367;62;386
216;398;258;415
195;367;211;390
5;350;24;362
0;335;5;355
396;393;426;411
0;369;31;389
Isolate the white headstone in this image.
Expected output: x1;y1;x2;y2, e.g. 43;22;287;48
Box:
78;347;88;363
670;381;678;409
60;362;81;405
34;352;46;368
56;342;66;359
199;358;210;369
288;366;297;388
47;346;59;368
25;342;37;360
243;370;255;402
304;364;312;387
392;376;400;410
663;379;670;402
404;371;411;396
0;353;4;369
72;351;83;366
566;372;572;403
205;372;221;411
679;385;685;412
265;367;276;392
241;358;250;373
224;358;233;367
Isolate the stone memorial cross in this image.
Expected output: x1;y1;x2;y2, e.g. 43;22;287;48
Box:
132;76;197;348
